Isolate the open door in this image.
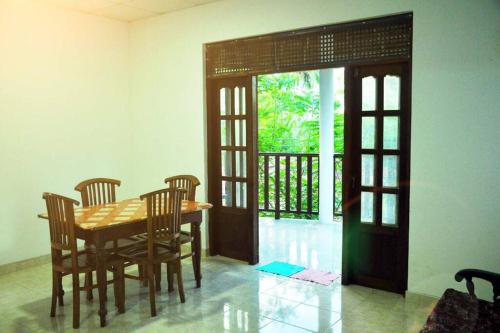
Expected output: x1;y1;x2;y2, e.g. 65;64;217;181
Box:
344;63;411;293
207;76;258;264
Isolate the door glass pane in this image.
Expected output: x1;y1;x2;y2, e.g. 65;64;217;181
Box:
221;151;232;177
383;117;399;149
222;181;233;207
361;155;375;186
220;120;232;146
235;120;246;146
236;182;247;208
234;87;246;115
384;75;400;110
382;194;397;226
383;155;398;187
220;88;232;115
235;151;247;178
361;192;374;223
362;117;376;149
362;76;376;111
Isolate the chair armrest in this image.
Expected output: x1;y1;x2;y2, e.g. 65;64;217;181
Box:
455;269;500;305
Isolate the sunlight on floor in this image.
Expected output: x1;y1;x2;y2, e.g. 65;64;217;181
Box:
259;217;342;274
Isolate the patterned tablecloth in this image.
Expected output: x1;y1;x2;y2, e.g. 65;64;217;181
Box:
39;199;212;230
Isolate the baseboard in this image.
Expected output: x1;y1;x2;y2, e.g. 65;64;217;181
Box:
0;254;51;276
405;290;439;302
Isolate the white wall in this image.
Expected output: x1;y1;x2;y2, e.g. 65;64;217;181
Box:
0;0;132;265
129;0;500;299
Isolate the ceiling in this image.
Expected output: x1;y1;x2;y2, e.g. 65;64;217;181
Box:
44;0;222;22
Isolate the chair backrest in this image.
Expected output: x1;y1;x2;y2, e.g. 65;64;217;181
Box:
164;175;200;201
43;193;79;252
74;178;121;207
140;188;186;252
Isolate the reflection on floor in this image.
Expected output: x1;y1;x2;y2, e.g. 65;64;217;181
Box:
0;219;437;332
259;217;342;273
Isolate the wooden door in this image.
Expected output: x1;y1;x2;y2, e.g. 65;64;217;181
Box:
344;63;411;293
207;76;258;264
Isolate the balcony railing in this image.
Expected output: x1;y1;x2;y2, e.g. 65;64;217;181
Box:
258;152;343;219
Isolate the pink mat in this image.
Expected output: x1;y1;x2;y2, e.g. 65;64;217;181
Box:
290;268;339;285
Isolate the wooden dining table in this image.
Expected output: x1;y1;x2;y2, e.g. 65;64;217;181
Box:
39;198;212;327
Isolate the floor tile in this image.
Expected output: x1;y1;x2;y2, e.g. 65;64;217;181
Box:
273;303;341;332
259;320;313;333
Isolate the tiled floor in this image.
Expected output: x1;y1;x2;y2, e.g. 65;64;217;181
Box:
259;217;342;273
0;219;436;332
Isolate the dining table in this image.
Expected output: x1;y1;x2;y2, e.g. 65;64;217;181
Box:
39;198;212;327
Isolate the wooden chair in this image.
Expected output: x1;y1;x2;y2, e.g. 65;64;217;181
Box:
164;175;200;201
131;175;201;290
118;188;186;317
74;178;121;207
74;178;136;299
43;193;125;329
164;175;201;289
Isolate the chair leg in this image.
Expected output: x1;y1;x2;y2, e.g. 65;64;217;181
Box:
176;259;185;303
72;274;80;329
147;264;156;317
57;273;64;306
113;264;125;314
85;272;93;301
84;241;94;301
51;270;58;317
142;265;148;287
138;263;144;282
155;264;161;292
113;267;119;310
167;262;174;293
119;264;126;313
191;251;198;287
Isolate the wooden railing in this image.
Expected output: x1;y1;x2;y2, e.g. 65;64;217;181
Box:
258;152;344;219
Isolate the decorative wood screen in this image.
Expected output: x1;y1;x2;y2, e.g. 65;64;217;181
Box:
205;13;412;78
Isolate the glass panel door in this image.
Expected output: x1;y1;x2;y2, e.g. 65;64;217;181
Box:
208;76;258;264
345;63;410;294
218;86;249;209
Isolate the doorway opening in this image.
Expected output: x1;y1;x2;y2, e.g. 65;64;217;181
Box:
257;68;345;273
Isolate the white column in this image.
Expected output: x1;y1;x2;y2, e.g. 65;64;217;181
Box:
319;69;334;223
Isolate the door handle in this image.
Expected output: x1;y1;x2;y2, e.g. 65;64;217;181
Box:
351;176;356;189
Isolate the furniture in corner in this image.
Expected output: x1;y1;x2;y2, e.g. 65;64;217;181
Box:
420;269;500;332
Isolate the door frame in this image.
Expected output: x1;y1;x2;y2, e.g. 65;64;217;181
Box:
204;14;413;285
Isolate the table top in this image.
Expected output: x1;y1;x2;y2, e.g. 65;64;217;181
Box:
38;198;212;231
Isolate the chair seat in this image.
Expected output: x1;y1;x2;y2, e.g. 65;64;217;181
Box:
54;251;123;274
118;243;179;264
420;289;500;333
131;232;192;244
85;238;140;254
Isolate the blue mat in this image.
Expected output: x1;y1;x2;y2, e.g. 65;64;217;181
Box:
256;261;305;277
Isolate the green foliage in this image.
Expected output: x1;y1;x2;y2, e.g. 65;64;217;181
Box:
258;71;344;153
258;71;321;153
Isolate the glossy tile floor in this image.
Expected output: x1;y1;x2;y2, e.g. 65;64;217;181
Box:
0;219;437;332
259;217;342;273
